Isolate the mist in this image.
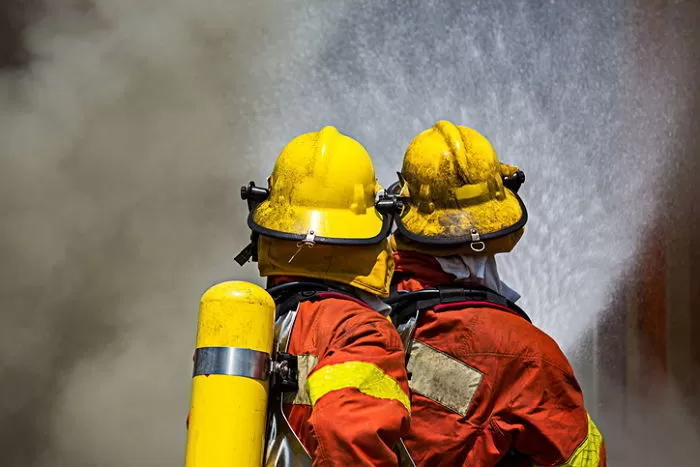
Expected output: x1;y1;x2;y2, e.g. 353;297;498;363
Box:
0;1;312;465
1;1;699;466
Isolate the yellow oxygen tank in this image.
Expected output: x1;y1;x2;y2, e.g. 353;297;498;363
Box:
185;281;275;467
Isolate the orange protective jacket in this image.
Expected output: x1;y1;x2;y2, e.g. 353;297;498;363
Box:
282;291;411;466
392;251;606;467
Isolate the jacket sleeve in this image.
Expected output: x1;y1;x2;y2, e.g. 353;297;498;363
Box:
305;310;411;467
496;357;606;467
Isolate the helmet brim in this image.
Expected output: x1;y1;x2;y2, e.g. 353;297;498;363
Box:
250;200;391;245
395;190;527;245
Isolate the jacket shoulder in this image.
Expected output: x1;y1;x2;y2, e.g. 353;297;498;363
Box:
427;306;574;374
485;309;574;373
299;295;400;341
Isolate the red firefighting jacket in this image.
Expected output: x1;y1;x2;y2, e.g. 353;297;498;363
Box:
282;291;411;466
393;250;606;467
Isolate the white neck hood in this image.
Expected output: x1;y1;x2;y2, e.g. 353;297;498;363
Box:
434;255;521;303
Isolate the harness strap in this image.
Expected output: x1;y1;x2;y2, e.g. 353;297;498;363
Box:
269;282;365;320
390;285;531;327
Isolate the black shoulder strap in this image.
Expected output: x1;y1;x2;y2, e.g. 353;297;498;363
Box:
388;285;531;326
267;281;362;318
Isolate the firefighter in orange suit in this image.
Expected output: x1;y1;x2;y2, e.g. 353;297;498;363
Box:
235;126;411;466
386;121;606;467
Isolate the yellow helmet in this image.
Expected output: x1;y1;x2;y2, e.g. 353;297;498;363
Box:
243;126;390;246
391;120;527;255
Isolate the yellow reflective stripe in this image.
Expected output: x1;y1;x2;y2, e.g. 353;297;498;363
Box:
306;361;410;412
534;415;603;467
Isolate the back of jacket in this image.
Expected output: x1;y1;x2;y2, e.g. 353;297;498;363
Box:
393;251;606;467
282;294;411;467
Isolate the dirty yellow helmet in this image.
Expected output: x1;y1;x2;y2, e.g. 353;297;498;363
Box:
241;126;390;248
391;121;527;255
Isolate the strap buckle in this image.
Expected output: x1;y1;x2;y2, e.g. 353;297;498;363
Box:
270;352;299;393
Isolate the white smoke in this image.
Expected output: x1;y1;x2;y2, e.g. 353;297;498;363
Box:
0;1;324;466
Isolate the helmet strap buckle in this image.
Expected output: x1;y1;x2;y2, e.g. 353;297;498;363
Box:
288;230;316;263
470;229;486;253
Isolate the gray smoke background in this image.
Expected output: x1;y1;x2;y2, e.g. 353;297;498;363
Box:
1;0;698;466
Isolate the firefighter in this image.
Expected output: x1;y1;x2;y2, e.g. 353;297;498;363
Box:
386;121;606;466
236;126;411;466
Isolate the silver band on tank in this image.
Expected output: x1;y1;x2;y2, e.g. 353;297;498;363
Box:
193;347;270;380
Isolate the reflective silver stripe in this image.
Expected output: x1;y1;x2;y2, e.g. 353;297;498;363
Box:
283;354;318;405
266;305;313;466
406;340;483;416
275;307;299;353
193;346;270;380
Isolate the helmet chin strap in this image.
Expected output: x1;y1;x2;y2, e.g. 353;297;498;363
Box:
287;230;316;264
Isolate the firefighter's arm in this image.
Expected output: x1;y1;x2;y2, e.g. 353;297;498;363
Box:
306;312;411;467
497;357;606;467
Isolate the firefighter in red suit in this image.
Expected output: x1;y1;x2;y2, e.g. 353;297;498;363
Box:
237;126;411;466
387;121;606;467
